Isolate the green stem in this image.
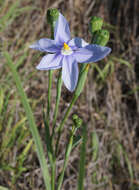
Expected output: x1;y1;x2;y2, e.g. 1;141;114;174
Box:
46;10;59;190
55;64;89;155
57;126;75;190
44;112;55;190
52;70;62;137
47;70;53;123
43;111;54;164
47;27;54;122
4;52;51;190
77;124;87;190
55;95;78;155
51;159;56;190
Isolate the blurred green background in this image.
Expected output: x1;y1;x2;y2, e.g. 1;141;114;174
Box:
0;0;139;189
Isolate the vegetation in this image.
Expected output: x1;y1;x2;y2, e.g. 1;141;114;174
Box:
0;0;139;189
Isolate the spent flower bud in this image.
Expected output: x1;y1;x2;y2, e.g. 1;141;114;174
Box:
47;8;59;28
72;114;83;128
93;29;110;46
89;16;103;34
72;114;78;121
77;118;83;127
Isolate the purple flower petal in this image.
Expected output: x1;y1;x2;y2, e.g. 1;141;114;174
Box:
68;37;89;48
30;12;112;92
36;53;63;70
30;38;60;53
73;44;111;63
62;56;78;92
54;13;71;44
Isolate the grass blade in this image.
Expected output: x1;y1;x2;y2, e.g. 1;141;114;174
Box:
92;131;99;162
0;186;9;190
4;52;51;190
0;88;4;115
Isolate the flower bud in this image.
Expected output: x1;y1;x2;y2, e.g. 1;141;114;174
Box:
89;16;103;34
72;114;83;128
72;114;78;121
77;118;83;127
93;29;110;46
47;8;59;28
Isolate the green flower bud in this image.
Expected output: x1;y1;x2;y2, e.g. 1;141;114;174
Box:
72;114;78;121
72;114;83;128
47;8;59;27
89;16;103;34
77;118;83;127
92;29;110;46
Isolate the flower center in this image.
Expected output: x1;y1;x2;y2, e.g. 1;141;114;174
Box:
63;43;70;50
61;43;73;55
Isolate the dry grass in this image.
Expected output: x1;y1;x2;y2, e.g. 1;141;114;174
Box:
0;0;139;189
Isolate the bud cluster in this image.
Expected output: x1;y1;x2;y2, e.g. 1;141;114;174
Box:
89;16;110;46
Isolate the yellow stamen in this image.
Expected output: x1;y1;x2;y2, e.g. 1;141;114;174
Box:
63;42;70;50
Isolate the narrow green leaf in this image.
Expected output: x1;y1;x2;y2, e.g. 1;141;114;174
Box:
0;1;19;25
124;150;134;181
5;117;27;148
0;0;20;32
12;139;33;184
110;56;132;69
92;63;105;81
43;109;53;165
92;131;99;162
0;88;4;115
15;51;27;69
4;52;51;190
118;144;134;181
18;139;33;163
0;186;9;190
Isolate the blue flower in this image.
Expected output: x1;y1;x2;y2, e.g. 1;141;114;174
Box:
30;13;111;92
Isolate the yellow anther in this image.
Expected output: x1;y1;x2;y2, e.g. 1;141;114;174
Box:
63;43;70;50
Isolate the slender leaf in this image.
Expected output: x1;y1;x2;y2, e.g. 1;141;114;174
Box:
4;52;51;190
